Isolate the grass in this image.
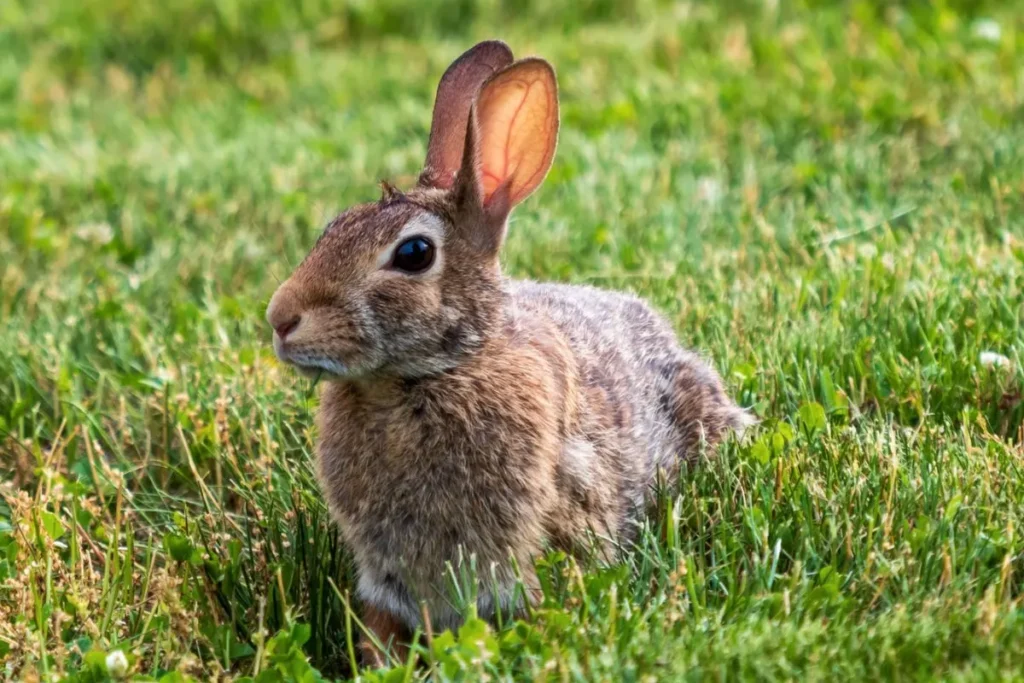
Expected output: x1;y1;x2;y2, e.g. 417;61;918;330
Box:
2;0;1023;680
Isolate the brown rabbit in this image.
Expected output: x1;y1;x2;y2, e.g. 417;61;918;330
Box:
266;40;751;666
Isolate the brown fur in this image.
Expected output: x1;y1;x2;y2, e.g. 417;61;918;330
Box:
359;604;408;668
265;41;752;663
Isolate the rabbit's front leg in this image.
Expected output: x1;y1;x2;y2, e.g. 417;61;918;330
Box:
359;603;409;668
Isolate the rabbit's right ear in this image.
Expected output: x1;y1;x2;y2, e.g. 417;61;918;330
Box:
451;58;559;255
418;41;514;190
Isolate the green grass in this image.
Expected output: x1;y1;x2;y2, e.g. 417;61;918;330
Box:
2;0;1023;680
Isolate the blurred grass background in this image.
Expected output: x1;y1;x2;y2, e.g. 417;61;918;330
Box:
1;0;1023;680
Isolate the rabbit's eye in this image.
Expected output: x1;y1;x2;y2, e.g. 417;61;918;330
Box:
391;236;435;273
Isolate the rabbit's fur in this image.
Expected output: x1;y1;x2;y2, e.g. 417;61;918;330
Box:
266;41;751;661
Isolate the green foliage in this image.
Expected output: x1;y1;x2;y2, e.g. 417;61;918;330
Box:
2;0;1023;680
236;623;327;683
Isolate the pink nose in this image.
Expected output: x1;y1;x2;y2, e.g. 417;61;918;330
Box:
274;316;300;340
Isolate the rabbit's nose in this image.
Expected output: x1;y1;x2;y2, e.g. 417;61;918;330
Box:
274;316;301;340
266;285;302;340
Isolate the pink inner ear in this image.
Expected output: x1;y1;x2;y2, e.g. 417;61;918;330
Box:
476;61;558;207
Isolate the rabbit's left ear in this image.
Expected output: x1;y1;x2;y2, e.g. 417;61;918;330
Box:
454;58;559;252
419;41;514;190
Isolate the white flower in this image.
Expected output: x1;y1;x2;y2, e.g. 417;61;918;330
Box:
105;650;129;678
979;351;1011;369
972;19;1001;43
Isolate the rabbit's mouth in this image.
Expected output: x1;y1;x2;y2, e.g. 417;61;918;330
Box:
277;351;348;379
272;327;357;379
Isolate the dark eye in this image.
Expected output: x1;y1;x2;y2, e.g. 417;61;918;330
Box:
391;236;435;273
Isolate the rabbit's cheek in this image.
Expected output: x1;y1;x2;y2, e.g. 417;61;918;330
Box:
366;284;445;357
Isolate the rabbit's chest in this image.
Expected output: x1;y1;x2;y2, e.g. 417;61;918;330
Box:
316;374;562;568
316;380;563;628
324;418;545;550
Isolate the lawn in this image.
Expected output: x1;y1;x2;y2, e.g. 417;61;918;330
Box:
2;0;1023;680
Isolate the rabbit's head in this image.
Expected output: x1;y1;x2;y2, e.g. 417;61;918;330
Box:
266;41;559;379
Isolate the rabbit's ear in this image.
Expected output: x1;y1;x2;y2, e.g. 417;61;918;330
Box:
474;59;559;209
419;41;514;190
454;58;559;253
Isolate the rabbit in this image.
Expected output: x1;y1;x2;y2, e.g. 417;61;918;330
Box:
265;40;752;666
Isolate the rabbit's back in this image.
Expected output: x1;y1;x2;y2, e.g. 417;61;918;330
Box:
509;279;747;524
